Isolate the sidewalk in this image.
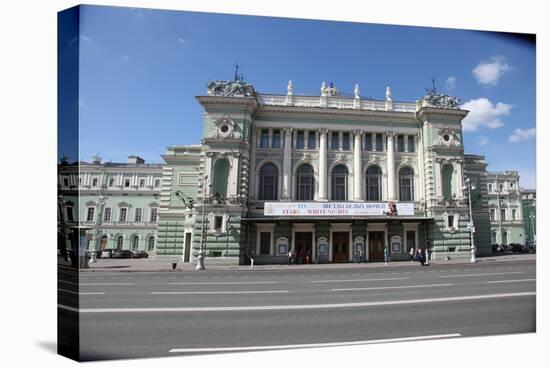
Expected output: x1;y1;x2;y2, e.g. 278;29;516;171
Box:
71;253;536;273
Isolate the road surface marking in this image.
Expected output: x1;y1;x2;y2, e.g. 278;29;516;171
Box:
64;292;535;313
58;289;105;295
311;277;409;283
169;333;462;353
439;272;521;278
331;284;454;292
151;291;290;295
168;281;278;285
80;283;135;286
486;279;535;284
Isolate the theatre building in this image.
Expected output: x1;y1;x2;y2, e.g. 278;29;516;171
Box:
157;78;494;265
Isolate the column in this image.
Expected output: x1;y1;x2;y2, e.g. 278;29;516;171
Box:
386;132;396;201
455;160;464;199
318;129;328;201
229;154;240;198
353;130;363;201
204;152;213;197
434;159;442;198
282;127;292;200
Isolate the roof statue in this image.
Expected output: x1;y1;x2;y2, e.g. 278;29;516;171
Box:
320;82;327;97
354;84;360;99
326;82;341;97
420;91;460;109
287;80;293;95
206;80;255;97
386;86;392;101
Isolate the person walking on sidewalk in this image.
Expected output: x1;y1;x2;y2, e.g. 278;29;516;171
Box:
288;249;294;265
415;248;426;266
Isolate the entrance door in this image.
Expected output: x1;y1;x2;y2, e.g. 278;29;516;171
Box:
368;231;385;262
332;232;349;263
294;232;312;264
100;236;108;250
183;233;191;262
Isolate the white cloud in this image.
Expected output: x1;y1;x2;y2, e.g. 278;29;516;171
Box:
177;38;186;44
445;76;457;90
477;136;488;146
461;98;512;131
472;56;512;86
509;128;535;143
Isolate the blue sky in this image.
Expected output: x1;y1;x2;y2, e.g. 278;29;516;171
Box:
74;5;536;188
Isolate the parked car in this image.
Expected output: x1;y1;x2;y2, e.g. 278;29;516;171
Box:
112;249;133;259
99;249;115;258
510;243;530;253
131;250;149;259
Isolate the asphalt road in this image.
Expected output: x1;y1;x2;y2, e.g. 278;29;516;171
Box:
58;260;536;361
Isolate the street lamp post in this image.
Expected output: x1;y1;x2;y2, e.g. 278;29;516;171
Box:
463;178;476;263
196;175;208;271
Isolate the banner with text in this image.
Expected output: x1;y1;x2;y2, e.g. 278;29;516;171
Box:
264;202;414;216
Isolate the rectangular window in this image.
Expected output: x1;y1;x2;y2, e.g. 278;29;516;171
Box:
375;134;383;151
397;135;405;152
86;207;95;222
66;206;74;222
108;178;115;187
92;178;98;187
447;215;454;228
104;207;112;222
342;132;350;150
150;208;158;222
488;184;493;192
63;178;69;187
364;133;372;151
500;209;506;221
272;130;281;148
308;131;316;149
331;132;339;150
79;178;82;186
259;232;271;255
499;184;503;191
119;208;128;222
408;136;416;152
139;179;145;188
260;129;269;148
512;209;516;221
154;179;161;188
490;209;496;221
406;231;416;252
134;208;142;222
124;178;131;187
214;216;223;231
296;130;305;149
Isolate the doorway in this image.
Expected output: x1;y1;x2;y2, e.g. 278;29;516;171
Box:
183;232;192;262
332;232;349;263
368;231;385;262
100;235;108;250
294;232;312;264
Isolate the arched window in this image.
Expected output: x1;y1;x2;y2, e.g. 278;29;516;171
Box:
399;167;414;202
131;236;139;250
116;236;124;250
147;236;155;251
331;165;348;201
296;164;314;200
442;164;455;200
212;158;229;198
366;165;382;201
259;163;278;200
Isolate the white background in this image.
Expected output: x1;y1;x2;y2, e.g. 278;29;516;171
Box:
0;1;546;366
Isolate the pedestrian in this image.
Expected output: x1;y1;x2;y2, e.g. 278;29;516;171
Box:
417;248;426;266
409;247;415;261
288;249;293;265
306;249;311;264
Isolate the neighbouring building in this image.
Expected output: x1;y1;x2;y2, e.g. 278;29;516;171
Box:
486;171;526;246
57;78;535;264
58;155;163;254
521;189;536;244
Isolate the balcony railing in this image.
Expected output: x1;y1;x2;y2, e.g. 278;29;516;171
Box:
257;94;416;113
